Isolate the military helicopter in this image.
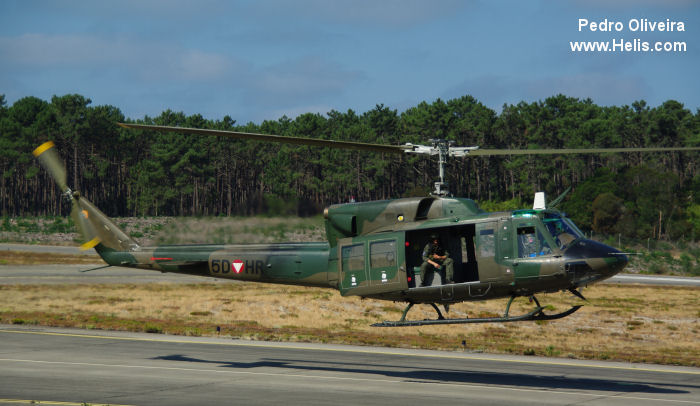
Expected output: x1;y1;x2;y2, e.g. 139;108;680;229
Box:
32;123;699;327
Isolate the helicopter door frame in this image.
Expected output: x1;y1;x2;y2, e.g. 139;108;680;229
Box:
475;220;500;282
338;232;406;296
496;218;516;283
511;218;557;282
367;237;403;289
338;240;367;295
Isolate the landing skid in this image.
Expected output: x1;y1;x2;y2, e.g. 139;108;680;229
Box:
371;293;584;327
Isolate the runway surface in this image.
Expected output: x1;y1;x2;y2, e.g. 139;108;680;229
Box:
608;274;700;286
0;325;698;406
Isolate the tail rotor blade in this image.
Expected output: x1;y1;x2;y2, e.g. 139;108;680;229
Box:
33;140;98;248
33;141;68;192
33;140;136;252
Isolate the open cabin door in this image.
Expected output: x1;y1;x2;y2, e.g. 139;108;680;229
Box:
338;232;406;297
404;225;478;287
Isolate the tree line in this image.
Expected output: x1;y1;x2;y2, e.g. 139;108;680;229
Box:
1;93;699;240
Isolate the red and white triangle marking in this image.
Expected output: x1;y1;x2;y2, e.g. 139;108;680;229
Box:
232;260;244;274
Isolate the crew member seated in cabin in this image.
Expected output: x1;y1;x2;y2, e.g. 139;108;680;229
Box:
420;234;454;286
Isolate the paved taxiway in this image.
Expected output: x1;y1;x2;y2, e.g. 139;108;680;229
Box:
0;325;698;406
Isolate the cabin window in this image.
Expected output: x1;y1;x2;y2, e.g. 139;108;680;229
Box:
517;225;552;258
537;229;552;256
478;228;495;257
517;226;537;258
370;240;396;268
341;244;365;272
543;213;583;249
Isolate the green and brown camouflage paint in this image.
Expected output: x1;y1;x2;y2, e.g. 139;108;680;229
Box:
78;194;627;306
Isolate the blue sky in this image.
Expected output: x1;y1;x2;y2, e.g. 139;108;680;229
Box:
1;0;698;123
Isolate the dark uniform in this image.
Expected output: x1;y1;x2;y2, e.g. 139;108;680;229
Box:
420;238;454;286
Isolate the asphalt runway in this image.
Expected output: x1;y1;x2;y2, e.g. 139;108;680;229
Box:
0;264;222;284
607;274;700;286
0;325;698;406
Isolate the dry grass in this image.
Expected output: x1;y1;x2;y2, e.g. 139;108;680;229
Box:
151;216;325;245
2;216;325;246
0;251;102;265
0;282;697;366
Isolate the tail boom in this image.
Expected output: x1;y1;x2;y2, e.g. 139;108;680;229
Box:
97;242;334;288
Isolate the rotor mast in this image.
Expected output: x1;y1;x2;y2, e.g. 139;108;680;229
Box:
404;140;479;196
434;139;452;196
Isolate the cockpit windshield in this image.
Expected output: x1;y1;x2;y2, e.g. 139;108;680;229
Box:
541;212;584;249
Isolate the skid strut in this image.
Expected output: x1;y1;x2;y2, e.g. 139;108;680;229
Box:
372;295;583;327
397;302;446;322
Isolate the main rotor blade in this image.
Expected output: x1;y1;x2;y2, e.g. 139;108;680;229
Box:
117;123;412;155
32;141;68;192
119;123;700;157
468;146;700;156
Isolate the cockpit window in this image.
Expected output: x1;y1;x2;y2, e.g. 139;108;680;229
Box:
542;213;583;249
516;225;552;258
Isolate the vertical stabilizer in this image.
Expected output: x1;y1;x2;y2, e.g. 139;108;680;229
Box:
70;194;139;252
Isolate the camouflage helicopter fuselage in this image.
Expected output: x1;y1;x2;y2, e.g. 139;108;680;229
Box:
82;194;628;306
32;137;631;325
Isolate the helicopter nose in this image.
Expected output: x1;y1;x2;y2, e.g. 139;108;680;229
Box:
602;245;629;276
590;240;629;277
564;239;628;283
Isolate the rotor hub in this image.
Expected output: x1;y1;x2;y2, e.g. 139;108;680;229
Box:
404;139;479;196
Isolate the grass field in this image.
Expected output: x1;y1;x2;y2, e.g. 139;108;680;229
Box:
0;250;102;265
1;282;697;366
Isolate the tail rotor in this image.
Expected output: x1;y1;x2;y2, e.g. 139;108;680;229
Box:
33;141;69;193
33;141;138;252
